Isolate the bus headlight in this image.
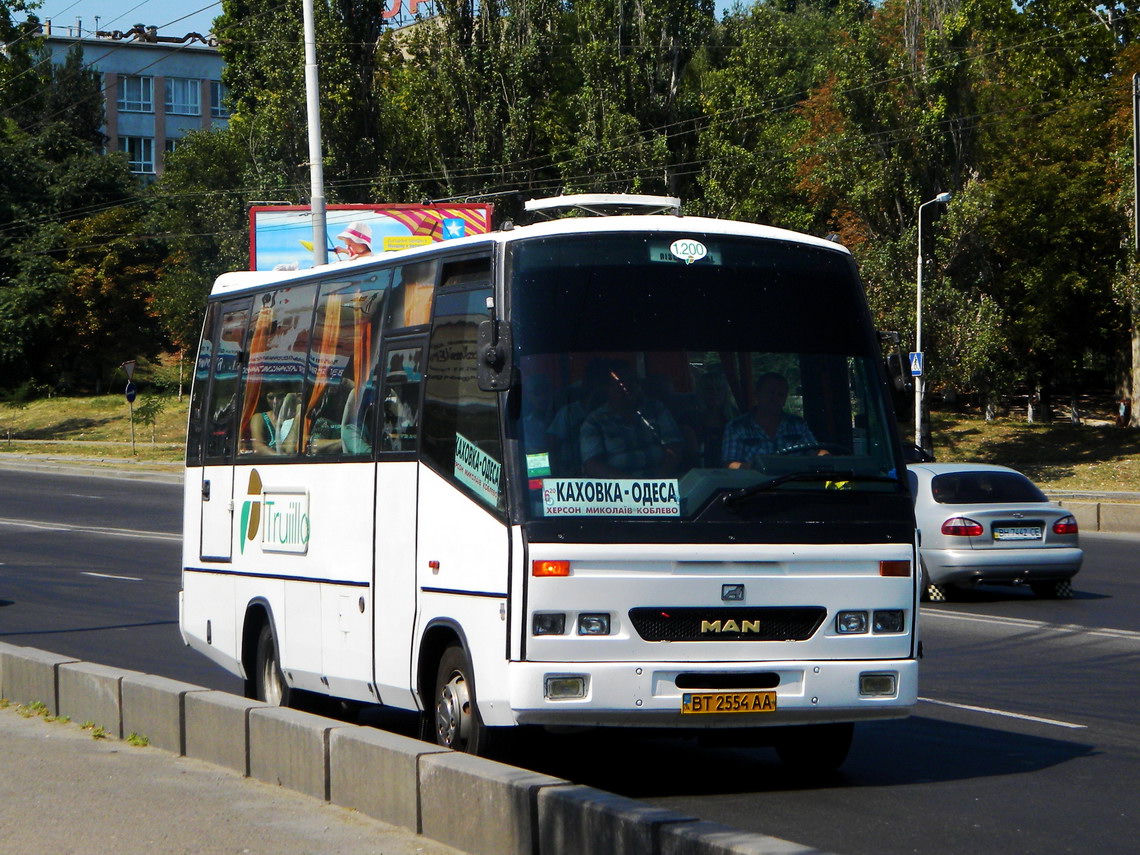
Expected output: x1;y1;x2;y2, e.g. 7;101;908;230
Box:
873;610;905;633
577;613;611;635
836;611;868;634
533;613;566;635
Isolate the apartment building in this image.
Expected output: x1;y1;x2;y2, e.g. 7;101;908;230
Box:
40;21;229;177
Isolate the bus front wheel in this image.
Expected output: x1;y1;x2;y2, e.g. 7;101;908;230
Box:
253;623;292;708
432;645;495;755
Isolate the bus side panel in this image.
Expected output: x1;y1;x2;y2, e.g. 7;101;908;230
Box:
373;460;420;709
415;465;511;725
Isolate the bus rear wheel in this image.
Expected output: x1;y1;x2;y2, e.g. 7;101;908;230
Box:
432;645;496;755
253;623;292;708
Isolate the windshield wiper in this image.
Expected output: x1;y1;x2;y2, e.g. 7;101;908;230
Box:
723;471;903;510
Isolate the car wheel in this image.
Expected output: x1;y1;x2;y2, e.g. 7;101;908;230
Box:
1031;579;1073;599
253;623;292;707
774;722;854;776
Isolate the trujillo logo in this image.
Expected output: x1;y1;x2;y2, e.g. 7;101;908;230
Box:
239;470;311;555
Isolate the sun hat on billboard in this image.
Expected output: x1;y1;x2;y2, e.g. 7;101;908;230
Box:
337;221;373;248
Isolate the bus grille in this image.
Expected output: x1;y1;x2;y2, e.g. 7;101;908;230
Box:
628;607;827;642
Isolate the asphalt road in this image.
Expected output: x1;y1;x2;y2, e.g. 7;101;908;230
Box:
1;465;1136;854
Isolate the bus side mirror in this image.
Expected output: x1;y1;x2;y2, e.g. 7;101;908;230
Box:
477;319;513;392
878;330;912;393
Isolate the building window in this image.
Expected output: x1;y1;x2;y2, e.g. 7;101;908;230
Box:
210;80;230;118
165;138;182;153
120;136;155;173
165;77;201;115
117;75;153;112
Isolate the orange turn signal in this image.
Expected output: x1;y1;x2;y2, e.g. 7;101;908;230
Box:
879;560;912;577
532;560;571;577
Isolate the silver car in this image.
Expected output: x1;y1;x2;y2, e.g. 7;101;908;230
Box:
906;463;1082;601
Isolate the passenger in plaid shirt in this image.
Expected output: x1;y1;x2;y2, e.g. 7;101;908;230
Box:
721;373;826;468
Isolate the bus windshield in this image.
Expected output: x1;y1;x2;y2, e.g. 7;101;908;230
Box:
509;232;906;522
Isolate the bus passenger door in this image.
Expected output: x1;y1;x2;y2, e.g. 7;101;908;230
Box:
199;299;251;562
372;337;427;708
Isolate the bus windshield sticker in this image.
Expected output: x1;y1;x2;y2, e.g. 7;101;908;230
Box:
541;478;681;517
649;240;720;265
526;452;552;478
454;432;502;506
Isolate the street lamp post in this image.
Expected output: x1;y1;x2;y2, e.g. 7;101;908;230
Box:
915;192;952;453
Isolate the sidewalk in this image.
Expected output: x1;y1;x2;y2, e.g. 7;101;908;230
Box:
0;702;463;855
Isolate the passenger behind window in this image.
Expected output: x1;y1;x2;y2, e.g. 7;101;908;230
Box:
275;393;301;455
306;382;354;455
249;390;286;455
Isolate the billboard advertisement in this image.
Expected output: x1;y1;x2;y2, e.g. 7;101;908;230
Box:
249;203;494;271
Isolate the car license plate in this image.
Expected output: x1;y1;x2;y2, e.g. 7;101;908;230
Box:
993;526;1042;541
681;691;777;714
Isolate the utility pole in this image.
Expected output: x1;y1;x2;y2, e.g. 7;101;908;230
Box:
303;0;327;267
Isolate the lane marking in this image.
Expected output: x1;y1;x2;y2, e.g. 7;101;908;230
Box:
919;697;1087;729
921;608;1140;642
0;516;178;542
81;571;145;582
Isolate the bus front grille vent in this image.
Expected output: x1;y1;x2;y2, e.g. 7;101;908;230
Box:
628;607;827;642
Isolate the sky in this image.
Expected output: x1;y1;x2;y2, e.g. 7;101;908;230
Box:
29;0;223;39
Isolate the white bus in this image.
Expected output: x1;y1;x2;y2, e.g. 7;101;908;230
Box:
180;195;918;769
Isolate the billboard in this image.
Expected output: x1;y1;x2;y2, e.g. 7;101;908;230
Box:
249;203;494;272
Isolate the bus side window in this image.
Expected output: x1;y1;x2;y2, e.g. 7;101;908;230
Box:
186;303;217;466
204;303;252;462
386;260;438;330
239;284;317;458
421;285;504;513
378;343;424;453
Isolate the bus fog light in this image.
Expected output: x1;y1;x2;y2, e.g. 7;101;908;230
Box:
533;613;566;635
860;672;897;697
577;613;611;635
545;675;587;699
836;611;868;634
873;609;905;633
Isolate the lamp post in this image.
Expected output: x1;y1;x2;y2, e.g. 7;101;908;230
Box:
915;192;952;453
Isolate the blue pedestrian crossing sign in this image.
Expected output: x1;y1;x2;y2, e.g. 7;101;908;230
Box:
909;352;923;377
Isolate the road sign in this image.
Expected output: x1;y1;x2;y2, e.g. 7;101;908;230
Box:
909;352;923;377
122;360;136;380
125;381;137;403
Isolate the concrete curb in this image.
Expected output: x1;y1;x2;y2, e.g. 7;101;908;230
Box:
0;641;833;855
1055;500;1140;534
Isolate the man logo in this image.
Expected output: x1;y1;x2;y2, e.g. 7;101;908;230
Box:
238;470;263;554
722;584;745;602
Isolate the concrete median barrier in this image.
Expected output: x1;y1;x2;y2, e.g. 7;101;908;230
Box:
0;643;835;855
184;689;268;775
419;751;568;855
1055;499;1140;533
249;705;349;800
329;724;449;830
121;673;210;754
0;642;79;714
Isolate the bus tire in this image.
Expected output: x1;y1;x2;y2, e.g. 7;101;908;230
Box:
431;644;496;756
253;623;293;708
774;722;854;776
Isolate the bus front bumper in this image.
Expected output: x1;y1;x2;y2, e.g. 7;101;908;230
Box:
500;658;918;729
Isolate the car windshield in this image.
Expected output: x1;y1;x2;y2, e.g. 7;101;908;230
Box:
508;232;906;522
929;471;1048;504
